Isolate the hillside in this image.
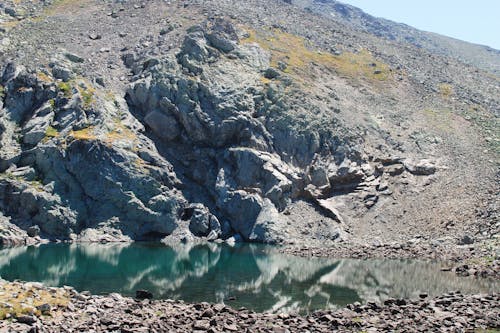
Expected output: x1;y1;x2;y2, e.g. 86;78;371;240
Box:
0;0;498;252
295;0;500;75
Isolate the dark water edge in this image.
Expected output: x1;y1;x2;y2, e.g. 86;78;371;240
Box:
0;242;498;313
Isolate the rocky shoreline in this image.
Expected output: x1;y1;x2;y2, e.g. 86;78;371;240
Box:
281;238;500;280
0;279;498;332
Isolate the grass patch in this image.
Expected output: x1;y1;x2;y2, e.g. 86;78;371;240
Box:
438;83;454;99
45;126;59;138
37;72;52;83
240;27;393;83
260;76;272;85
69;126;96;141
0;281;70;320
57;79;96;108
49;98;56;109
0;172;44;191
0;85;4;99
57;81;72;97
133;158;150;174
104;118;137;147
77;85;95;109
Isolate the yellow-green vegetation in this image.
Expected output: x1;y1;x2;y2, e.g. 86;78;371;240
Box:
133;158;150;174
105;91;118;105
57;81;72;97
240;27;392;83
0;281;70;320
57;79;96;108
29;179;45;192
0;172;44;191
69;126;96;141
438;83;454;98
259;76;272;85
36;72;52;83
0;85;4;99
45;126;59;138
76;84;95;109
104;118;138;147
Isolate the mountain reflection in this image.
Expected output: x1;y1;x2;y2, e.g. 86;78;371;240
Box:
0;243;497;313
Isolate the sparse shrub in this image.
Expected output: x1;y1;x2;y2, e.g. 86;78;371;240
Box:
57;81;72;97
438;83;453;98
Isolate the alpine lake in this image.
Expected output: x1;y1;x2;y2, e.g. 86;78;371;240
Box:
0;243;497;313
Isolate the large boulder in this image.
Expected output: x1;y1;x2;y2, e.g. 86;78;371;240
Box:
184;203;221;237
0;214;29;246
248;199;289;244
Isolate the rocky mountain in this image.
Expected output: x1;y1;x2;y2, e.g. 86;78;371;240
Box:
0;0;498;247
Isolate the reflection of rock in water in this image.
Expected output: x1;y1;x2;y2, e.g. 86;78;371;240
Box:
0;246;28;269
319;259;499;303
145;243;221;293
0;244;498;314
246;249;354;312
71;243;130;266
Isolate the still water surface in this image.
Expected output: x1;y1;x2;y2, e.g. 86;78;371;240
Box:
0;243;497;313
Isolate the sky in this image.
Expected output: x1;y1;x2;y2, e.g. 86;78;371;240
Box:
341;0;500;50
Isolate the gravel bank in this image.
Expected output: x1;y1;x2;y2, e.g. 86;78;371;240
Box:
0;280;498;332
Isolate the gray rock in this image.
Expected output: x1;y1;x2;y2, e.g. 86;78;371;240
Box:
22;103;54;145
248;199;289;244
144;110;180;141
36;303;51;314
9;166;36;181
0;214;28;246
4;7;17;18
52;65;74;82
64;52;85;63
385;164;405;176
135;290;153;300
458;235;474;245
225;233;243;245
404;159;436;175
27;225;40;237
218;189;264;240
206;32;235;53
264;67;280;79
17;315;36;324
316;199;344;224
205;19;238;53
186;203;211;237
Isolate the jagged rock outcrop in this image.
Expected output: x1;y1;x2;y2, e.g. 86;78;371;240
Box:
0;61;188;241
124;20;366;243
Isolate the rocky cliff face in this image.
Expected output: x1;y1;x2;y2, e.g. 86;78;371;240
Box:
0;0;498;246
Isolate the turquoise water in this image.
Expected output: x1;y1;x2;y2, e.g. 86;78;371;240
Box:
0;243;497;313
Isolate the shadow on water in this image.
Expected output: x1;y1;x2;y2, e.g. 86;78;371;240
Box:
0;243;498;313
